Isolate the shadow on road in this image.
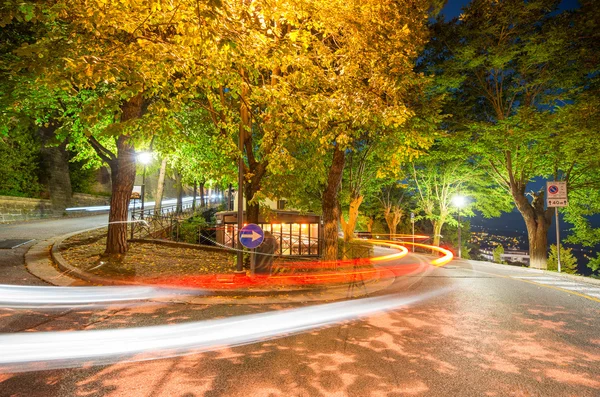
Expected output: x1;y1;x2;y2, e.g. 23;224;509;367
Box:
1;291;599;397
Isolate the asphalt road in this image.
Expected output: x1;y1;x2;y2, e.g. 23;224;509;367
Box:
0;215;109;286
0;217;599;396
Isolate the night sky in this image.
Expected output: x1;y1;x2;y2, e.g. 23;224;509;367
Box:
441;0;580;20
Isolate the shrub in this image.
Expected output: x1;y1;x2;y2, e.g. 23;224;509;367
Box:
178;216;208;244
547;244;578;274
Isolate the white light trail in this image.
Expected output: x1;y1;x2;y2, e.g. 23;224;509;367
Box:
0;289;450;373
65;197;196;212
0;285;204;309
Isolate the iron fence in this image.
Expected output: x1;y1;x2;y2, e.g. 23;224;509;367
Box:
129;199;205;240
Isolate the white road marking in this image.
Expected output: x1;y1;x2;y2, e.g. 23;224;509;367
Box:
511;276;600;300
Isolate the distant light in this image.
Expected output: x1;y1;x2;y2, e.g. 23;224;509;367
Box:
452;195;466;208
137;152;152;165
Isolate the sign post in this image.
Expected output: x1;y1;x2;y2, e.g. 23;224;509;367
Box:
410;212;415;252
239;224;265;275
546;181;568;273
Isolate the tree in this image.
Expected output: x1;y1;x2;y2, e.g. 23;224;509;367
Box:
377;183;406;239
427;0;599;268
0;18;70;205
3;0;223;254
287;0;438;260
410;135;509;247
154;158;168;215
547;244;578;274
339;139;393;241
0;121;41;197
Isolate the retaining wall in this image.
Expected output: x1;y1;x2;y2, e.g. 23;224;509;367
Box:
0;193;110;223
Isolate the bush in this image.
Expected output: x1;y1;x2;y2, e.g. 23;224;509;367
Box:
0;126;42;197
493;244;504;264
178;216;208;244
547;244;578;274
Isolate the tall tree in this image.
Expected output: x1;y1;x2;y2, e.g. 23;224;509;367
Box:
428;0;597;268
3;0;221;254
377;183;406;239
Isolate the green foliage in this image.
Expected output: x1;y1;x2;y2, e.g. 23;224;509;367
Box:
547;244;578;274
493;245;505;264
422;0;600;267
68;158;98;194
178;216;209;245
441;220;472;260
586;253;600;275
0;124;42;197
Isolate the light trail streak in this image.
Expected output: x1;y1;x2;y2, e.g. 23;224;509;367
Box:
65;197;196;212
0;285;204;309
0;288;450;373
2;236;450;306
88;239;449;289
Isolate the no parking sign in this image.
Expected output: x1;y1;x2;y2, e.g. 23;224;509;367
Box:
546;181;568;207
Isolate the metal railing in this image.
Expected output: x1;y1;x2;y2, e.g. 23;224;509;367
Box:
129;199;207;240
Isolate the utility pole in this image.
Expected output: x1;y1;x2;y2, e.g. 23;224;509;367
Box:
236;69;249;274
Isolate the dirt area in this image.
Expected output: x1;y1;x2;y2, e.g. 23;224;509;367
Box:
60;229;236;279
59;229;377;287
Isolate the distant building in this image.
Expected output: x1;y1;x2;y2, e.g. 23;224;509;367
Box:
480;248;530;265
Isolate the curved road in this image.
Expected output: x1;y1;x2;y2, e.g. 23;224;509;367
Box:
0;216;599;396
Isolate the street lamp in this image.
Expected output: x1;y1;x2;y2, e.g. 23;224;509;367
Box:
137;152;152;219
452;195;466;259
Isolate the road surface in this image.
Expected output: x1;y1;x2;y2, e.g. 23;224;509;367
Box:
0;216;599;396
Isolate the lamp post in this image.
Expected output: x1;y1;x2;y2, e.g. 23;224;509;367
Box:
452;195;466;259
137;152;152;219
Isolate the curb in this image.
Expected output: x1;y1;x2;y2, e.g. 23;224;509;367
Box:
25;237;91;287
27;231;398;304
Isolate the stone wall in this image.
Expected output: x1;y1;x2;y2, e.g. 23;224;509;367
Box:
0;193;111;223
71;193;111;207
0;196;55;223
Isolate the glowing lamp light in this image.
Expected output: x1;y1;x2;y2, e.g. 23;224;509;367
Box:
137;152;152;165
452;195;466;208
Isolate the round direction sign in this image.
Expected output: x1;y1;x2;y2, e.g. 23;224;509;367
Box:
548;185;559;195
238;224;264;249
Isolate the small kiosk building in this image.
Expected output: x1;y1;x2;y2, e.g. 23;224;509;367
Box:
215;210;322;257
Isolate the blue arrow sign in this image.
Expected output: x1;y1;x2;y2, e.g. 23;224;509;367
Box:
239;223;264;249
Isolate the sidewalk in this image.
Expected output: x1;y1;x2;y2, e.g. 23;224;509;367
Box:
24;232;398;305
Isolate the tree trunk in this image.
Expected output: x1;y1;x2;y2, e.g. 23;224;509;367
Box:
104;94;143;255
200;181;205;207
432;220;443;247
341;195;363;242
38;124;72;213
105;136;137;255
512;188;552;269
366;217;374;233
154;158;167;215
322;146;346;261
245;180;261;224
175;171;183;214
384;206;402;240
192;181;197;212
